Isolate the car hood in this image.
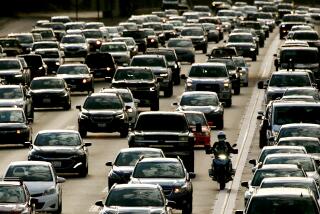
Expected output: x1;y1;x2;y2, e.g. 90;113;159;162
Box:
267;87;288;93
0;69;21;75
42;58;59;62
31;145;81;154
0;99;24;107
24;181;55;195
110;52;130;57
188;77;228;83
112;80;155;85
0;204;27;212
178;105;220;113
86;109;123;115
133;131;189;135
30;89;65;94
61;44;86;48
112;166;135;175
226;42;255;47
0;123;27;129
102;206;164;214
57;74;90;79
131;178;186;186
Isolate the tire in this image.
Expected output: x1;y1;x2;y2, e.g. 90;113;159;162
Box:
243;82;248;87
216;119;224;130
79;164;88;177
202;47;207;54
150;97;160;111
63;99;71;110
234;87;240;95
252;55;257;61
120;127;129;138
79;126;87;138
225;99;232;107
182;197;193;214
219;182;226;190
53;200;62;214
174;74;181;85
163;82;173;97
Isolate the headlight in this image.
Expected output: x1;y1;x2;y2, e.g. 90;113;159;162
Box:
96;40;101;45
16;129;28;134
107;67;111;71
250;48;255;51
174;183;188;193
127;108;133;113
179;136;188;141
218;154;227;159
160;73;168;77
116;113;125;119
14;74;23;78
43;186;57;195
82;78;91;83
150;87;155;91
151;38;155;43
224;80;230;87
55;62;60;65
59;91;68;97
80;113;89;119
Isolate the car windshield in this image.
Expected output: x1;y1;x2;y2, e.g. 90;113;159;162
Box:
163;24;174;30
14;35;33;43
269;74;311;87
189;65;228;77
0;60;20;70
114;69;153;81
185;113;207;126
283;89;318;98
208;59;237;70
131;57;166;67
119;92;132;103
85;53;114;68
57;65;89;74
22;55;43;67
100;44;127;52
0;110;24;123
32;43;58;51
228;35;253;43
0;88;23;99
34;132;81;146
114;151;162;166
135;114;188;132
180;94;219;106
0;40;19;47
181;28;203;36
61;36;85;43
260;182;319;199
106;188;164;207
0;186;26;203
133;162;185;178
82;30;102;38
274;106;320;125
293;32;319;40
6;165;53;182
83;96;122;110
258;148;306;163
278;140;320;153
247;196;318;214
251;169;305;186
122;31;146;39
30;79;65;90
167;39;193;47
264;156;315;172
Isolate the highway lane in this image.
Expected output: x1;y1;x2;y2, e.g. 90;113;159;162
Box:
0;17;281;214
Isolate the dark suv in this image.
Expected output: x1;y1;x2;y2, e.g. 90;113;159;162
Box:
111;67;161;111
130;157;195;214
122;30;147;53
128;111;195;172
76;93;130;138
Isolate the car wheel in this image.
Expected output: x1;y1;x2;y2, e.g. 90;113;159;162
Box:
79;164;88;177
163;82;173;97
63;99;71;110
234;87;240;95
53;200;62;214
182;196;193;214
216;119;224;130
120;127;129;138
79;127;87;138
252;55;257;61
243;82;248;87
150;97;159;111
202;47;207;54
225;99;232;107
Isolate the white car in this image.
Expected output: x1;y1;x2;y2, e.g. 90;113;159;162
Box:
3;161;65;213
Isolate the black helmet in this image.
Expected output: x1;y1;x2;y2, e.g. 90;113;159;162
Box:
217;131;226;141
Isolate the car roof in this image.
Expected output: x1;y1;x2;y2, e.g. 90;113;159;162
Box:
36;129;80;135
278;136;320;142
8;161;52;166
32;76;64;81
264;153;312;159
139;111;185;116
181;91;218;96
88;92;119;97
272;101;320;107
0;107;24;112
119;147;163;153
138;157;179;163
112;183;160;190
261;177;315;184
261;145;308;151
191;62;227;67
271;71;310;75
0;85;22;89
279;123;320;128
258;164;301;170
280;46;318;51
253;187;314;197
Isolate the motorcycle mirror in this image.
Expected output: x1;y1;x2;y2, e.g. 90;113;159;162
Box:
241;181;249;188
232;144;237;147
249;159;257;166
233;149;238;154
188;172;196;179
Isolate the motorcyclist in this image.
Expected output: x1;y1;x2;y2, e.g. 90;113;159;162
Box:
211;131;236;181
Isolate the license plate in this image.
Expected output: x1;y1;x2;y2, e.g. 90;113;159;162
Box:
43;98;51;103
52;161;61;167
97;123;106;128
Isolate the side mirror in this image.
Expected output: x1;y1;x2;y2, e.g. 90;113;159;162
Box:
84;142;92;147
167;200;176;207
268;136;275;143
232;143;237;147
257;110;264;120
274;59;279;69
237;67;242;72
241;181;249;188
180;74;187;79
24;142;31;148
188;172;196;179
105;161;113;166
172;102;178;106
57;176;66;183
196;123;202;133
27;118;33;124
249;159;257;166
76;105;82;110
257;80;265;89
52;71;57;74
95;200;104;207
233;149;238;154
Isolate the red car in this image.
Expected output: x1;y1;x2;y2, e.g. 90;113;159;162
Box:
183;111;211;150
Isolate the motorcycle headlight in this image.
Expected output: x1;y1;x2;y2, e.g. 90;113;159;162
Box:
43;186;57;195
218;154;227;159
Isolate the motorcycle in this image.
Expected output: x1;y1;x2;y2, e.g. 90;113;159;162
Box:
206;144;238;190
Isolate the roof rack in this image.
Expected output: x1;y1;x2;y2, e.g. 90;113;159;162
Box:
3;177;23;184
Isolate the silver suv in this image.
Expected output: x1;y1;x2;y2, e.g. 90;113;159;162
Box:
181;62;233;107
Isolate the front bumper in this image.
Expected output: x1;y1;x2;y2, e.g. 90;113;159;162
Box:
33;192;59;212
32;94;69;108
0;129;30;144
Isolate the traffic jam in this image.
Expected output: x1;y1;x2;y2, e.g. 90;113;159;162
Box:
0;0;319;213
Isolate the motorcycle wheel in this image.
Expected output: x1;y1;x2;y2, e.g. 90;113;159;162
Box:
219;182;225;190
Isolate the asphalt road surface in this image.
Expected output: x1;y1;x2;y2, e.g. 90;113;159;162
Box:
0;17;318;214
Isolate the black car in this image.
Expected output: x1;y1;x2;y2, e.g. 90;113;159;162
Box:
76;93;130;138
110;67;161;111
27;130;91;177
106;147;165;189
279;14;306;39
85;52;116;79
128;111;195;172
180;27;208;54
0;38;23;56
0;107;32;146
0;58;31;85
8;33;34;54
19;54;47;80
0;85;34;121
82;29;104;52
29;77;71;110
34;48;63;75
226;32;258;61
56;63;94;94
130;157;195;214
95;184;174;214
122;30;148;53
145;48;181;85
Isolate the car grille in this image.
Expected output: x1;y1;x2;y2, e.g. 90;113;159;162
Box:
161;186;173;196
196;84;220;93
90;115;114;123
143;135;179;141
65;47;80;51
